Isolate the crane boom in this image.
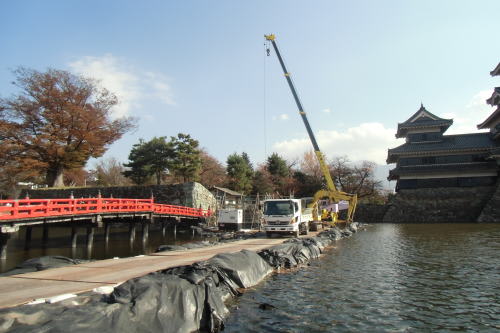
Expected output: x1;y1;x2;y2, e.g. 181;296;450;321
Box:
265;34;357;223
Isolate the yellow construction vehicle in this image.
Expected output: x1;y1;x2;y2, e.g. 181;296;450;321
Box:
265;34;357;225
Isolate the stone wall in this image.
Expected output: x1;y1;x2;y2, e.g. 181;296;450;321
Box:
20;182;217;211
477;180;500;222
382;186;497;223
354;203;389;223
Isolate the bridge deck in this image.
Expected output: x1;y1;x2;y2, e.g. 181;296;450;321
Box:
0;233;320;309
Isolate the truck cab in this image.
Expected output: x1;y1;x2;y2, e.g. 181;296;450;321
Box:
262;198;312;237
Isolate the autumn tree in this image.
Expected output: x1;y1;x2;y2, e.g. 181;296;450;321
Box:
292;150;324;197
300;151;323;182
199;150;227;187
0;67;136;187
0;141;42;198
252;165;274;195
226;152;253;194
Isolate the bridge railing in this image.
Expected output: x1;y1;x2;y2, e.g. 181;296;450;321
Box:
0;198;211;221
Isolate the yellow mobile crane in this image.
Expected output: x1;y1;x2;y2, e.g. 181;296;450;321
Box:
265;34;357;224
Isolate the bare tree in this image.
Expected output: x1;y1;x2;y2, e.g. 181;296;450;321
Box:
92;157;132;186
329;156;383;199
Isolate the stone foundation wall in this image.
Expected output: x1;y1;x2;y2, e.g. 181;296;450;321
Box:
477;180;500;222
382;186;497;223
20;182;217;211
354;203;389;223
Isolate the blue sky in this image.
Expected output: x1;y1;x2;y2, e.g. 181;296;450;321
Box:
1;1;499;180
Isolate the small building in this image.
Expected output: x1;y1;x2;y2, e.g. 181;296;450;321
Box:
210;186;243;209
387;104;498;191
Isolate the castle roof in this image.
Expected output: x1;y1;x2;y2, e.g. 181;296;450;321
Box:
388;161;498;180
486;87;500;106
477;106;500;130
396;104;453;138
387;132;496;163
491;62;500;76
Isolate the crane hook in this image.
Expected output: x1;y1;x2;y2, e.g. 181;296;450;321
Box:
266;47;270;56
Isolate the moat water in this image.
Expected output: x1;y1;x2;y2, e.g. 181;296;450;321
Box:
0;223;208;273
225;223;500;332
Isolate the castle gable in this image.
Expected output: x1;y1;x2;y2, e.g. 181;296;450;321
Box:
396;104;453;138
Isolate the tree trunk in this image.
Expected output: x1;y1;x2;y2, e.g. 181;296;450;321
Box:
46;166;65;187
156;171;161;185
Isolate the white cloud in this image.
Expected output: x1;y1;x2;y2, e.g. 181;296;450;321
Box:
273;122;401;165
68;54;174;118
467;90;493;109
273;113;289;121
322;108;332;114
443;89;493;134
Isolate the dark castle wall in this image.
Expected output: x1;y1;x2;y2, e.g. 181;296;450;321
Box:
354;181;500;223
354;204;389;223
382;186;497;223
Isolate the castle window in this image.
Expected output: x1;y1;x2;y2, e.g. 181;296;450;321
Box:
422;156;436;164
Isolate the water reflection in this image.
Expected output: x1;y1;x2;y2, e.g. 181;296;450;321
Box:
225;224;500;332
0;221;210;273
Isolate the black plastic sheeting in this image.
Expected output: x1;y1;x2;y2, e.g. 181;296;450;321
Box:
0;223;361;333
155;232;267;253
0;256;85;277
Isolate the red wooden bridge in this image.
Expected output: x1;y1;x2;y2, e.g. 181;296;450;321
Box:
0;197;212;223
0;197;213;260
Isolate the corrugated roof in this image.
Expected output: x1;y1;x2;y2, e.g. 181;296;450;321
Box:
211;186;242;196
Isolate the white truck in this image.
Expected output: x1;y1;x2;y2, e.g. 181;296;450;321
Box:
262;198;314;237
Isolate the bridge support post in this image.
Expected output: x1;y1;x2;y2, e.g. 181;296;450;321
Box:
141;221;149;252
42;224;49;246
104;223;111;244
129;223;136;247
0;233;10;260
142;222;149;244
71;227;78;258
161;221;166;237
71;227;78;248
95;215;104;228
86;226;94;251
25;226;33;250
